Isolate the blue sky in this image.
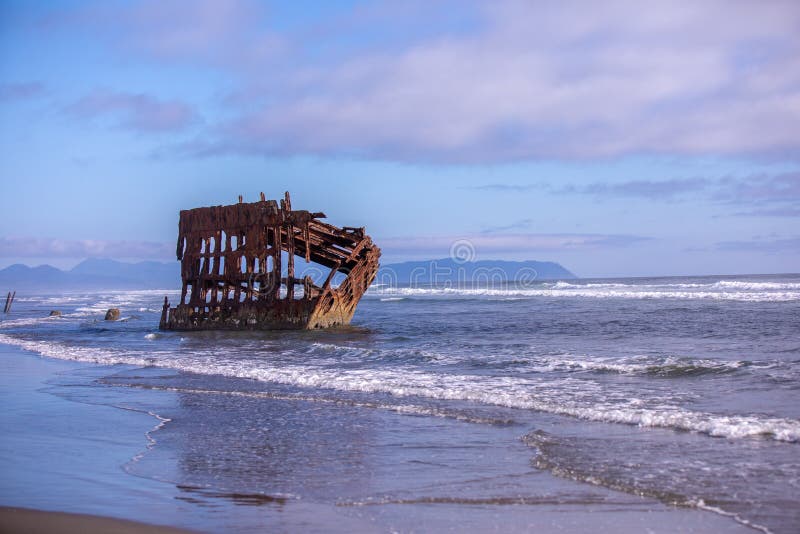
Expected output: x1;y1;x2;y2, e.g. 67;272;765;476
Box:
1;0;798;277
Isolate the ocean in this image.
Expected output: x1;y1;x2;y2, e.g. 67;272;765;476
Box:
1;273;798;533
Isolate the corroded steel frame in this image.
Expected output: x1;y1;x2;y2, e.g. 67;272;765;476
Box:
159;192;380;330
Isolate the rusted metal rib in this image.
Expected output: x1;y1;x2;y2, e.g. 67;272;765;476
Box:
160;192;380;330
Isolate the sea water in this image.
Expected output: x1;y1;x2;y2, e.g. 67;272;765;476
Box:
0;274;798;532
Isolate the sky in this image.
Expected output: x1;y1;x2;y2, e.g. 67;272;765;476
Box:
0;0;798;278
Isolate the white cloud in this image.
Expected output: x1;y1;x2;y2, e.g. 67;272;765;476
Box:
204;0;800;162
58;0;800;163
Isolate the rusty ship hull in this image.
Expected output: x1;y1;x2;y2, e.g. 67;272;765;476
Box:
159;192;380;331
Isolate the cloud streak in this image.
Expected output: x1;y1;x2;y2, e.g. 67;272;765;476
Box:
470;173;800;217
465;178;711;199
713;172;800;217
380;232;651;258
66;90;198;133
466;184;540;193
559;178;711;199
0;82;45;101
481;218;534;234
713;236;800;254
0;237;173;259
715;172;800;204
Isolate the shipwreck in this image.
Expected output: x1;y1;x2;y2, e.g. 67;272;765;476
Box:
159;192;380;330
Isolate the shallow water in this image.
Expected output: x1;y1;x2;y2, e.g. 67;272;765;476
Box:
1;273;798;532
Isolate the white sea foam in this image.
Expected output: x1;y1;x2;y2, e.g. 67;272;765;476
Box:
368;284;800;301
713;280;800;290
546;280;800;291
535;356;748;376
0;333;156;367
691;499;772;534
125;409;173;468
0;316;57;329
17;296;88;304
2;332;797;443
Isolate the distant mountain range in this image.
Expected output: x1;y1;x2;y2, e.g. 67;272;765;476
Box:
376;258;575;284
0;257;575;292
0;258;180;291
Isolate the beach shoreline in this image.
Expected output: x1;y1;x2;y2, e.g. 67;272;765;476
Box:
0;342;386;533
0;506;195;534
0;340;761;533
0;344;198;528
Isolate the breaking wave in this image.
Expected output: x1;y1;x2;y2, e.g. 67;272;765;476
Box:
536;356;750;377
367;281;800;302
3;333;798;443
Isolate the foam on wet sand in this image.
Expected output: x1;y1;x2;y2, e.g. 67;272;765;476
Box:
0;343;758;533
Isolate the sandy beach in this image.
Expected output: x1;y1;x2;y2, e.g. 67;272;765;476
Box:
0;336;760;533
0;345;201;531
0;507;194;534
0;343;379;532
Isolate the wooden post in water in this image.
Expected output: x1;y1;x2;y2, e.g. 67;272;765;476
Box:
3;291;15;314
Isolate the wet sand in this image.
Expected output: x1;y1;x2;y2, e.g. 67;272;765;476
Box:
0;343;754;533
0;506;194;533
